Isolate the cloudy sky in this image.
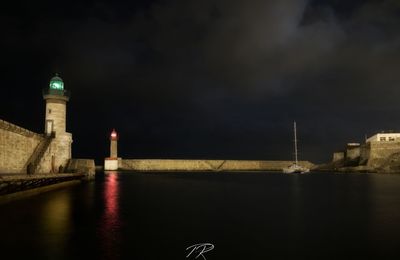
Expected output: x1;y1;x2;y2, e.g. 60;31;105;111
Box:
1;0;400;163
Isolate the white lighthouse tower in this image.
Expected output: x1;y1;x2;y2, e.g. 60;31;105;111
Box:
104;129;119;170
44;74;69;135
40;73;73;173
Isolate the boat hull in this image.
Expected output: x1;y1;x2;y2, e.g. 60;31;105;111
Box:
283;164;310;174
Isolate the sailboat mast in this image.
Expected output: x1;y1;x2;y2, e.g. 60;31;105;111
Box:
294;121;298;165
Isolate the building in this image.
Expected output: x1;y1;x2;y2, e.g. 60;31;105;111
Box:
330;131;400;170
360;132;400;168
366;133;400;143
341;143;360;166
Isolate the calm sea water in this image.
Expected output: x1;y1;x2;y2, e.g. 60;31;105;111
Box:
1;171;400;259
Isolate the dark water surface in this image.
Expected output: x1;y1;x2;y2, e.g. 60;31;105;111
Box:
1;171;400;259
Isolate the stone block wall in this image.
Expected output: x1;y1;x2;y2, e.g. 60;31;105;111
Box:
66;159;95;176
0;119;72;174
121;159;315;172
327;141;400;171
367;141;400;168
332;152;345;162
359;143;370;165
345;145;361;166
104;158;119;170
0;120;43;173
37;133;72;173
346;146;360;161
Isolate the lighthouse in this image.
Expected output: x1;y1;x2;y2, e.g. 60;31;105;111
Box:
40;73;73;173
104;129;120;170
110;129;118;158
44;73;69;135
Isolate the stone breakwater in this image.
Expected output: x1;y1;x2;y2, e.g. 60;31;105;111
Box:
0;173;88;204
120;159;315;172
0;119;72;174
320;140;400;173
66;159;96;176
0;119;43;173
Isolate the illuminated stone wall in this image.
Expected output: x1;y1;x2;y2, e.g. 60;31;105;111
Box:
359;143;370;165
121;159;315;171
66;159;95;176
367;141;400;168
346;146;360;161
0;120;43;173
104;158;118;170
332;152;345;162
37;133;73;173
0;119;72;174
45;99;67;134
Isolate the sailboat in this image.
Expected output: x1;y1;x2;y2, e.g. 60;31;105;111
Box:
283;121;310;174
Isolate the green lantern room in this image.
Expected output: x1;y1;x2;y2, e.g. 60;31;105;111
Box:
49;74;64;90
43;73;70;98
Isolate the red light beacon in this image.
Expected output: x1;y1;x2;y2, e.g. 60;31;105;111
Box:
109;129;118;159
110;129;118;141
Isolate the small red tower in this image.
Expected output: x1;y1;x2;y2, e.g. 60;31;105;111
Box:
110;129;118;158
104;129;119;171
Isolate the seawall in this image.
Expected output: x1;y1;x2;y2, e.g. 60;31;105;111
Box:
366;141;400;168
0;159;96;204
0;173;87;204
323;140;400;173
121;159;315;172
0;119;43;173
0;119;73;174
66;159;96;176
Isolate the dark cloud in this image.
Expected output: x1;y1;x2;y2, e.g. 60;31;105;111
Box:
1;0;400;163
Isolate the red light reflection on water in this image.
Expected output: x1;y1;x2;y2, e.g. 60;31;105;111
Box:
100;171;121;257
105;172;119;217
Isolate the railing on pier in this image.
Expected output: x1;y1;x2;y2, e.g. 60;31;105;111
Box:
0;174;86;196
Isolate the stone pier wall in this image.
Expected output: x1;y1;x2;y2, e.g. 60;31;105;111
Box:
332;152;345;162
0;119;72;174
66;159;95;178
367;141;400;168
359;143;370;165
38;133;72;173
325;141;400;172
121;159;315;172
0;119;43;173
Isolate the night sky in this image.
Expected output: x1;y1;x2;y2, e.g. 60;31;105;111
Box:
1;0;400;164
